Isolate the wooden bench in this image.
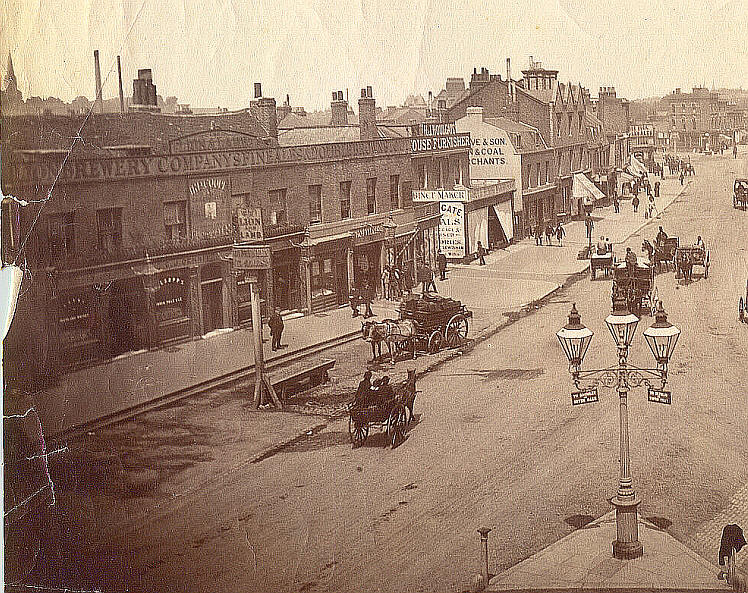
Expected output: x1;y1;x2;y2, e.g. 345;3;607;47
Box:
268;358;335;401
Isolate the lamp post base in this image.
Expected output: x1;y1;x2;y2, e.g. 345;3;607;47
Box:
611;494;643;560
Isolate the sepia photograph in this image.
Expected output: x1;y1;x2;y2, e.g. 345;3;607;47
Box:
1;1;747;591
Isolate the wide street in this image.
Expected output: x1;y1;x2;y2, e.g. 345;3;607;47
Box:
22;150;748;593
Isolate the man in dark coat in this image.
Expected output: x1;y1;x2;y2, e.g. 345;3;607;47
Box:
718;524;746;580
476;241;486;265
362;279;375;318
269;308;284;351
437;251;447;281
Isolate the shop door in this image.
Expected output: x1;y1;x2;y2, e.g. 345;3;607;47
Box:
201;281;223;334
108;278;148;357
336;260;349;304
273;266;291;311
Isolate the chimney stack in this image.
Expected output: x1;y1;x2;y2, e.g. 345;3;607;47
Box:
93;50;103;113
254;82;263;99
331;90;348;126
130;69;160;112
256;91;278;144
117;55;125;113
358;87;377;141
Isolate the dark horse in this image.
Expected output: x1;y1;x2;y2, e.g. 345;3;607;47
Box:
362;319;416;364
642;239;674;272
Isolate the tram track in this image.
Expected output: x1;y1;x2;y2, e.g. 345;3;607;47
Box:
50;328;362;445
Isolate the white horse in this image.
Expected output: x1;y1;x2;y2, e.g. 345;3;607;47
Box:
361;319;416;364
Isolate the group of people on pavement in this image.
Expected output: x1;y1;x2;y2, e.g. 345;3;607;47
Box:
350;277;376;318
380;264;407;301
419;250;450;293
532;222;566;246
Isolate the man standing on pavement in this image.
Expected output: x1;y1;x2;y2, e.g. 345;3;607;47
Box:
362;278;375;318
476;241;486;265
555;222;565;246
585;214;594;242
545;224;554;246
613;192;620;213
269;308;284;351
654;180;660;198
437;251;447;281
632;195;640;213
534;225;542;246
734;144;738;159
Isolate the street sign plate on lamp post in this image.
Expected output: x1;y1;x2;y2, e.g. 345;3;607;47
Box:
572;387;599;405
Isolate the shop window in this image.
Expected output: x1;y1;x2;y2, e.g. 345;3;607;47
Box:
269;188;287;225
311;256;335;298
308;184;322;224
96;208;122;252
155;275;187;323
47;212;75;261
340;181;351;219
390;175;400;210
366;177;376;215
164;201;187;240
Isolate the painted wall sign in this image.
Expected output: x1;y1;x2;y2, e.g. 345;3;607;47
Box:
10;139;411;185
170;130;260;154
411;122;457;137
410;134;471;154
438;201;465;259
233;245;272;270
412;189;468;203
234;207;264;243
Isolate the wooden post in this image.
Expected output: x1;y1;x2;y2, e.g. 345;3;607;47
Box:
250;276;282;410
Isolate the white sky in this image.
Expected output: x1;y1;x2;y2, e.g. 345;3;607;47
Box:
1;0;747;110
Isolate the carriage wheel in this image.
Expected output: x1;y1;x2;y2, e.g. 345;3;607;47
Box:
446;314;469;347
348;417;368;448
387;404;408;448
740;297;746;323
427;330;443;353
704;251;710;278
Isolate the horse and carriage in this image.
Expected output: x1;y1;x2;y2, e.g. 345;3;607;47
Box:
734;179;748;210
348;370;417;448
642;234;710;282
361;294;472;363
612;258;658;316
642;237;679;272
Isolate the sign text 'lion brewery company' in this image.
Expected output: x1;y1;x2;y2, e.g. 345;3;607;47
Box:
232;245;272;270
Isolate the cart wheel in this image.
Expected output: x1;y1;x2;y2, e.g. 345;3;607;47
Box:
349;417;368;448
387;404;408;448
427;330;443;353
446;314;469;347
740;297;746;323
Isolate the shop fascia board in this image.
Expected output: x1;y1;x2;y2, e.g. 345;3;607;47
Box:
306;209;417;242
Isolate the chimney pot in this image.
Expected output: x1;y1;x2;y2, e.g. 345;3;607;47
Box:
254;82;262;99
367;85;372;98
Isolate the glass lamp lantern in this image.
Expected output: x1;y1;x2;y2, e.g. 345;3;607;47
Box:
643;301;681;365
605;295;640;348
556;303;594;367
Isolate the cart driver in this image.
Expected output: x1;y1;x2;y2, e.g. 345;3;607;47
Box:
596;236;608;255
656;226;668;245
355;371;373;407
625;247;638;272
695;236;705;249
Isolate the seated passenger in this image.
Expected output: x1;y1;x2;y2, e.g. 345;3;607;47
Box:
625;247;638;270
596;236;608;255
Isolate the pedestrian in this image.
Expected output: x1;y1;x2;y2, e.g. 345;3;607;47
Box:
734;145;738;159
362;279;374;318
437;250;447;281
350;284;361;317
381;265;391;301
391;265;402;298
625;247;637;274
424;263;437;293
585;214;594;240
654;180;660;198
555;222;565;246
632;195;639;213
269;308;284;351
545;224;553;246
476;241;486;265
613;194;620;213
679;171;684;186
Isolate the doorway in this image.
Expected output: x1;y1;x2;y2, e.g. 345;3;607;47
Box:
201;281;223;334
108;278;148;357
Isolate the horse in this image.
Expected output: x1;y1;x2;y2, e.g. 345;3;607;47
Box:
362;319;416;364
642;239;671;272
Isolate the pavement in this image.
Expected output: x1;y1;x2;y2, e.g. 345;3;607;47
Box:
486;511;731;592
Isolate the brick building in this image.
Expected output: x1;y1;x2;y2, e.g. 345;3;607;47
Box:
1;81;470;386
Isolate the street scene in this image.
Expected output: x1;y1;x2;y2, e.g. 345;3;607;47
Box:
3;3;748;592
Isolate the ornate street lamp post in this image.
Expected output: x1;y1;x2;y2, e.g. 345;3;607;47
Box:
556;297;680;559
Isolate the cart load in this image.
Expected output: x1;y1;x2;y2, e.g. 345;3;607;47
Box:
398;293;472;352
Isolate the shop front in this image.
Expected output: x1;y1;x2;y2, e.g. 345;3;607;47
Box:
310;237;351;313
351;224;386;291
154;271;192;344
236;270;268;325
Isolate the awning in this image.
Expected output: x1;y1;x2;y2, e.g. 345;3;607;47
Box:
626;155;647;176
492;202;514;241
573;173;605;206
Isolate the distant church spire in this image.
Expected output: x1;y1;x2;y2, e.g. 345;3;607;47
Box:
4;52;17;91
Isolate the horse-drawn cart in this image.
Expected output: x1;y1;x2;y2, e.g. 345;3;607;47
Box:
643;237;679;271
349;370;417;448
734;179;748;210
399;294;472;353
590;252;614;280
612;259;658;316
674;244;710;282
